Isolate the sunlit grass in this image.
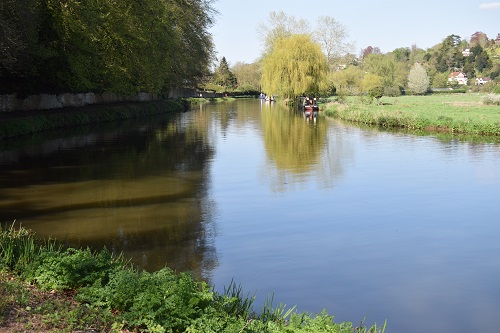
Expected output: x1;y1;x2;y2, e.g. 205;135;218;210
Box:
323;93;500;136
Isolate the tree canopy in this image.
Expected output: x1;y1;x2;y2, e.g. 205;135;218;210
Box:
212;57;237;90
261;34;328;99
407;63;430;95
0;0;216;95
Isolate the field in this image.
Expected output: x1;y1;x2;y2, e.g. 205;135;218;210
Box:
323;93;500;138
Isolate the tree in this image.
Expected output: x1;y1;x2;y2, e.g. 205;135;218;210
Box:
261;34;328;99
470;31;488;48
257;11;308;55
409;44;426;65
391;47;410;62
1;0;216;95
0;0;40;76
407;63;429;95
361;73;383;93
213;57;237;90
313;16;353;65
474;51;492;73
232;61;261;92
433;34;463;73
362;53;407;90
361;73;384;103
329;65;364;96
361;46;381;59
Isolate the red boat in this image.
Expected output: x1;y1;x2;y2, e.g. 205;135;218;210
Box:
303;97;319;119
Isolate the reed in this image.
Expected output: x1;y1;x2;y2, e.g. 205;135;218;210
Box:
0;222;59;270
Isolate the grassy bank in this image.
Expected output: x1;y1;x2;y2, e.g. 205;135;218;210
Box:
0;99;189;139
0;224;386;333
323;94;500;137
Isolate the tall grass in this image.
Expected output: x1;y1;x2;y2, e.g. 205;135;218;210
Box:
0;222;59;270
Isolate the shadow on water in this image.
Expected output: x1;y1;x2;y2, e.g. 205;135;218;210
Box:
0;111;218;279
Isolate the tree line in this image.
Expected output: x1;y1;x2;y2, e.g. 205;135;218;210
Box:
210;11;500;100
0;0;216;96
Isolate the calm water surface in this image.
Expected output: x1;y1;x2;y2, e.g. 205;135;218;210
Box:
1;99;499;333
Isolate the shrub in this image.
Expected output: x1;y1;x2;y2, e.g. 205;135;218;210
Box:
79;267;213;333
23;247;123;290
482;94;500;106
384;86;402;97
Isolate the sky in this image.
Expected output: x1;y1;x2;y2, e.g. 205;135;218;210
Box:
208;0;500;65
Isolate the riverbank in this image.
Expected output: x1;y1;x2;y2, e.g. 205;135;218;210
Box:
0;99;189;139
322;93;500;137
0;225;386;333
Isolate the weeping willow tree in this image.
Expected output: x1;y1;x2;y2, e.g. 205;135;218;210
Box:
261;34;329;100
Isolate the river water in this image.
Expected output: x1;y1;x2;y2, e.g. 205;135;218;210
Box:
1;99;500;333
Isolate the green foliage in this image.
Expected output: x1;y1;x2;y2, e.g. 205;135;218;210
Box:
23;247;123;290
261;34;329;99
329;66;364;95
369;86;384;103
79;267;213;333
216;279;256;319
260;293;296;324
232;61;262;92
0;222;59;271
1;226;387;333
361;73;383;93
212;57;238;91
362;54;407;90
1;0;215;94
324;94;500;137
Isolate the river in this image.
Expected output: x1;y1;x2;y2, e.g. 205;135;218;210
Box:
1;99;499;333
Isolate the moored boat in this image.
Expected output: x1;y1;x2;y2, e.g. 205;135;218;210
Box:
302;96;319;119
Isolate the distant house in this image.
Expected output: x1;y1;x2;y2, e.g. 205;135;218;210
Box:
495;34;500;46
475;77;493;85
462;48;472;57
448;72;468;85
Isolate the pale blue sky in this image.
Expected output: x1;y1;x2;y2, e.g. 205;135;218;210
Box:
209;0;500;64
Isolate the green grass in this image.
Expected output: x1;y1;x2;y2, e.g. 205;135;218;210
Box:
323;93;500;137
0;223;387;333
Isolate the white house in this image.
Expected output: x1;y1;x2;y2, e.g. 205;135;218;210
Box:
448;72;468;85
462;48;472;57
475;77;493;85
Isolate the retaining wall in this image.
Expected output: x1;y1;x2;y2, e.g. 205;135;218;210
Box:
0;92;160;112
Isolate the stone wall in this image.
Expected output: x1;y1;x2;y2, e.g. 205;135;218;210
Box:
0;92;160;112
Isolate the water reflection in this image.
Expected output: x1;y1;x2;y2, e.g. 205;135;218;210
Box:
260;106;350;192
0;114;218;278
2;100;500;333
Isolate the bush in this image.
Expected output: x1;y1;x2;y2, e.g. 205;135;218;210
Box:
384;86;402;97
482;94;500;105
79;267;213;333
23;247;123;290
